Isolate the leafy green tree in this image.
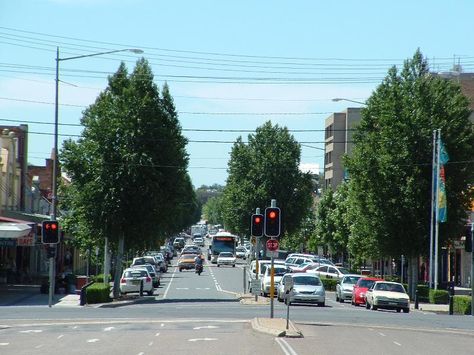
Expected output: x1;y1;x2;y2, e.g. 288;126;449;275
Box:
310;188;335;254
60;59;192;297
344;50;474;292
222;121;313;240
202;194;224;225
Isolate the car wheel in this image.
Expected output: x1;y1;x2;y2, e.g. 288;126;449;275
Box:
233;264;236;267
351;299;355;306
366;301;370;309
217;264;220;267
335;293;339;302
403;308;410;313
318;302;325;307
396;308;401;313
370;303;377;311
147;290;154;296
179;268;182;272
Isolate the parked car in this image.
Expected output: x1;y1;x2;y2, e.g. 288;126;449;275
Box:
178;253;199;272
335;275;362;303
365;281;410;313
351;277;384;306
277;273;325;306
131;256;162;274
307;265;351;280
260;264;290;297
120;268;154;296
130;264;160;288
217;252;236;267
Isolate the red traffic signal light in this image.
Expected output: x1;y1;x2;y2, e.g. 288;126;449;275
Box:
251;214;264;237
264;207;281;237
42;220;60;244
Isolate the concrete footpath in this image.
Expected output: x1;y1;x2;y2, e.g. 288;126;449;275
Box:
0;284;80;307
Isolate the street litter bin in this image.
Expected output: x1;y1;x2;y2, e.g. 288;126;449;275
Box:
76;276;89;292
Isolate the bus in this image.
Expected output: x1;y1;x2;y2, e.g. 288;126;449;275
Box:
209;231;237;263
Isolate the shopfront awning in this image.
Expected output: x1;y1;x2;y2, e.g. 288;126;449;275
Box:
0;223;32;239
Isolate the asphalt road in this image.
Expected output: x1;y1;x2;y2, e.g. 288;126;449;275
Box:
1;248;474;354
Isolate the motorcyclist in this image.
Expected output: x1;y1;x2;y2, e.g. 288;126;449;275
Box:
195;254;203;274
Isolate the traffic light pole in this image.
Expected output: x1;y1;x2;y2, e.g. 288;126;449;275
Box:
269;199;276;319
254;208;260;302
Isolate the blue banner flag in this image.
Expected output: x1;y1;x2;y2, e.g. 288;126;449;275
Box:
438;139;449;223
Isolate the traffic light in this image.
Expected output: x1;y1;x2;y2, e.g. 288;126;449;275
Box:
465;225;473;253
251;214;264;237
264;207;281;237
42;220;59;244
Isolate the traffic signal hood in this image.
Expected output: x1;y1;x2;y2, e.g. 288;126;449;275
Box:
251;213;264;237
264;207;281;237
42;220;60;244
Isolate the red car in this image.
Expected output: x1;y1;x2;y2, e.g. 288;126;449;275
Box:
352;277;383;306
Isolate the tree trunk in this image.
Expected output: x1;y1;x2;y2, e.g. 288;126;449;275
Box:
113;234;125;299
407;255;419;300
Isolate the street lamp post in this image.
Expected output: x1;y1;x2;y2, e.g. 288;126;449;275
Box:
48;47;143;307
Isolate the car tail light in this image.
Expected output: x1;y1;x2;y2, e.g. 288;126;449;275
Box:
146;277;152;283
120;278;126;284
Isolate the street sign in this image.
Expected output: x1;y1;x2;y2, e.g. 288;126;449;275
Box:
266;250;278;258
250;280;261;295
266;239;279;251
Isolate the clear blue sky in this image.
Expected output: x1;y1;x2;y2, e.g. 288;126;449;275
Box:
1;0;473;188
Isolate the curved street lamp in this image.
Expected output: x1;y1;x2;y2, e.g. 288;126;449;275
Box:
49;47;143;307
332;98;367;105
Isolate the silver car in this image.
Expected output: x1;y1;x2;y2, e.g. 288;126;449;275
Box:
278;274;325;306
336;274;362;303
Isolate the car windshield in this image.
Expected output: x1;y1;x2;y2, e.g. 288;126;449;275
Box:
338;268;351;274
219;252;233;257
343;276;361;284
359;279;377;288
272;267;288;276
293;276;321;286
375;283;405;293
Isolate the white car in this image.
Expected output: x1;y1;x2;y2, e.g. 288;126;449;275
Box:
308;265;351;280
216;252;236;267
260;264;290;297
236;246;249;259
335;274;362;303
193;237;205;247
365;281;410;313
120;268;154;296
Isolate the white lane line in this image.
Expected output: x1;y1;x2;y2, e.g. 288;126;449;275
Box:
155;332;160;337
378;332;386;337
188;338;218;342
20;329;42;333
176;287;189;290
193;325;219;330
394;341;402;346
0;343;9;346
148;341;153;346
35;345;44;349
162;266;177;300
275;338;298;355
103;327;114;331
87;339;100;343
137;352;144;355
57;335;64;339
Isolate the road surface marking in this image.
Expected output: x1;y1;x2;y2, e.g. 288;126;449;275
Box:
137;352;144;355
148;341;153;346
162;266;177;299
155;332;160;337
87;339;100;343
394;341;402;346
193;325;219;330
0;343;9;346
161;323;165;327
188;338;218;342
378;332;386;337
35;345;44;349
57;335;64;339
176;287;189;290
275;338;298;355
103;327;114;331
20;330;42;333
